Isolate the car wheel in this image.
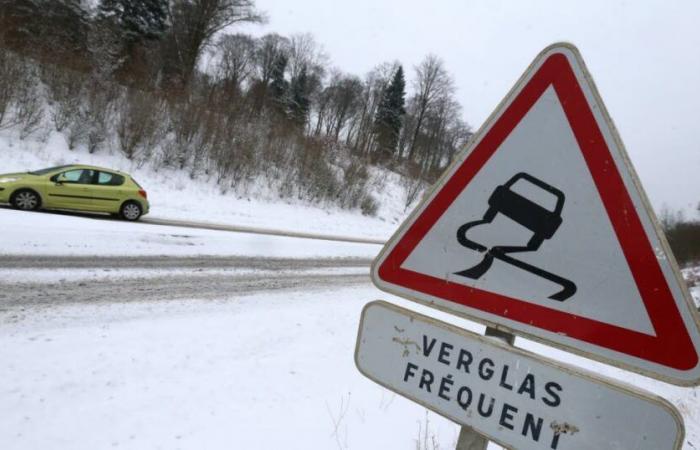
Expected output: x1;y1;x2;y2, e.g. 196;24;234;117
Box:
11;189;41;211
120;201;142;221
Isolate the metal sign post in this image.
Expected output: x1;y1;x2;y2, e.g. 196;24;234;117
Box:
455;328;515;450
455;426;488;450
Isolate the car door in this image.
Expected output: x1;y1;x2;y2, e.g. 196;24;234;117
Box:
90;171;126;213
45;168;96;210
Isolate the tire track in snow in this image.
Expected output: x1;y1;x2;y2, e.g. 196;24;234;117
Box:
0;256;372;317
0;255;371;269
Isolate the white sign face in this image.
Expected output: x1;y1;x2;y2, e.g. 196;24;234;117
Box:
371;43;700;385
356;301;684;450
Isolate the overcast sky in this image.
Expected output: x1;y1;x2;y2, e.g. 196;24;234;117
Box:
241;0;699;216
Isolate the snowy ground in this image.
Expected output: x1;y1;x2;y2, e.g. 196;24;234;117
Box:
2;213;700;450
0;208;381;258
683;265;700;308
1;286;461;450
0;130;412;240
3;266;369;284
3;132;700;449
3;282;700;450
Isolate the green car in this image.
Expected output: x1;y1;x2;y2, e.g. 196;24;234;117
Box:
0;164;150;221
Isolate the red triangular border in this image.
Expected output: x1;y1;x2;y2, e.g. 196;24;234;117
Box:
378;52;697;370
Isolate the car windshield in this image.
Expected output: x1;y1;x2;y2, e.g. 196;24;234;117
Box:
510;177;559;212
28;165;74;176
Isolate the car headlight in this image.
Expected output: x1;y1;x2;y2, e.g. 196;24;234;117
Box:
0;177;19;183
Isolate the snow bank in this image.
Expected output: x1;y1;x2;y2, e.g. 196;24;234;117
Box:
3;285;700;449
0;208;381;258
0;286;462;450
0;129;413;240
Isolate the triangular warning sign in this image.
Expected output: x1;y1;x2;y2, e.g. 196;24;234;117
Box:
372;43;700;385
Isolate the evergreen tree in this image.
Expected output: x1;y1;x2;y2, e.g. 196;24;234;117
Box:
288;66;310;128
97;0;167;44
268;53;289;116
373;65;406;162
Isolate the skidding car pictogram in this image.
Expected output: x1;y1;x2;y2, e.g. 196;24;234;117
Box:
454;172;577;301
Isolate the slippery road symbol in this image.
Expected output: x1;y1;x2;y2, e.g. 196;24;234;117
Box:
454;172;577;301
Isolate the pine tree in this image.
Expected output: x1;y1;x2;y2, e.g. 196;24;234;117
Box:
268;53;289;116
288;66;310;128
97;0;167;44
373;65;406;163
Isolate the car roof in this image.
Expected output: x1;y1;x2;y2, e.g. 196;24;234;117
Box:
61;164;127;175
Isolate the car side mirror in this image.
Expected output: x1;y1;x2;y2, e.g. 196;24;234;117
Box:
50;175;63;185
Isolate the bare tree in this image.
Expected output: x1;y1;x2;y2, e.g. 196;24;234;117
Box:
286;33;326;130
347;62;396;157
43;66;84;132
164;0;265;87
215;33;256;97
115;88;164;159
420;95;460;174
406;54;455;162
0;47;23;128
316;73;362;140
252;33;288;86
85;84;118;153
0;0;90;70
14;76;44;138
287;33;327;83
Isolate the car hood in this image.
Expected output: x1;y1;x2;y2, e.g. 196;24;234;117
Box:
0;172;28;177
0;172;31;181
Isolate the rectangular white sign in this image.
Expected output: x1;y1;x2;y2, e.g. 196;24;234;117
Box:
355;301;684;450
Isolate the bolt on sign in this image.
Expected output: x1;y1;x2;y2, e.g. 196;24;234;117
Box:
355;301;684;450
371;43;700;385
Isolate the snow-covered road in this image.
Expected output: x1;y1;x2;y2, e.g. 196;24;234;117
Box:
3;206;700;449
4;278;700;450
1;283;466;450
1;256;370;315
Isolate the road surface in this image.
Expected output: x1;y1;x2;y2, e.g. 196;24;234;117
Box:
0;255;372;317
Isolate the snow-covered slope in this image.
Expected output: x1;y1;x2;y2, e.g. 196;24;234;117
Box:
0;129;414;240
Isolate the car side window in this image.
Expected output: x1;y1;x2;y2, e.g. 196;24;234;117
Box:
96;171;125;186
58;169;95;184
